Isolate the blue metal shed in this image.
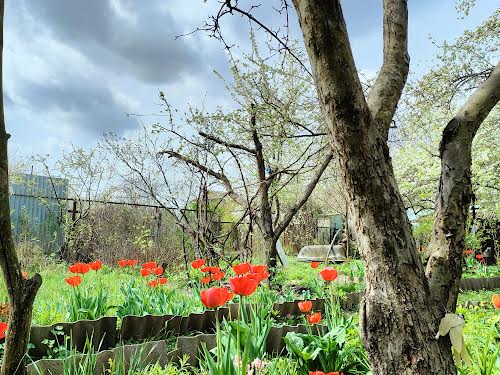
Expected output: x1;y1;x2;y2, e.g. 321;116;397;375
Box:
9;173;68;252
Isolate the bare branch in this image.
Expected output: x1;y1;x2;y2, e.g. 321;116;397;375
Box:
159;149;245;207
274;149;333;238
198;131;256;154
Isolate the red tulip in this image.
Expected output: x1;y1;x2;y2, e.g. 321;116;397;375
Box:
153;267;164;276
127;259;138;266
140;268;151;277
65;275;82;287
142;262;157;270
233;263;251;275
158;277;168;285
118;259;128;267
247;273;262;283
464;249;473;256
298;300;312;313
211;271;225;281
492;295;500;309
148;280;158;288
0;322;7;339
69;262;90;274
250;265;269;280
307;312;321;324
250;265;266;274
320;268;338;282
191;259;206;269
229;275;259;296
89;261;102;271
201;276;211;285
310;261;320;269
200;287;232;308
200;266;217;273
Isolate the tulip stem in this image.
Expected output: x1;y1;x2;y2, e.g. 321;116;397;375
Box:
237;295;242;375
216;307;221;370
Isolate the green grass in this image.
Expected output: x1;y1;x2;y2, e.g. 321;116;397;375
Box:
1;258;498;374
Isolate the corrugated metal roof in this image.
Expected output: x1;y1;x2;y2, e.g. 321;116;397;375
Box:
9;174;69;252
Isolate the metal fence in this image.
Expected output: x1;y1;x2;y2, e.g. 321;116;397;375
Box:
9;173;68;251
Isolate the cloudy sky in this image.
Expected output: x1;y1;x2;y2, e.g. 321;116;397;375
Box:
4;0;497;165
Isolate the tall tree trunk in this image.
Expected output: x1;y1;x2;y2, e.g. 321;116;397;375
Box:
0;2;42;373
293;0;455;373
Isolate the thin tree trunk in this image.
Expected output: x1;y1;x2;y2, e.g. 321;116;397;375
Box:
426;62;500;311
263;235;278;271
0;3;42;374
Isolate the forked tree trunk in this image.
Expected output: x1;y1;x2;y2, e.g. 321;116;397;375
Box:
292;0;499;373
0;2;42;374
293;0;456;373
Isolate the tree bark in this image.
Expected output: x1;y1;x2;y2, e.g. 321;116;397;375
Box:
0;2;42;373
367;0;409;139
293;0;455;373
426;62;500;311
263;234;278;271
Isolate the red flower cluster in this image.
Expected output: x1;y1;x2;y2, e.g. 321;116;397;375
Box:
69;262;90;274
197;264;225;285
202;266;221;274
0;322;7;340
118;259;138;267
298;300;321;324
310;261;320;269
89;261;102;271
191;259;206;269
196;261;268;308
65;260;103;287
309;371;343;375
230;263;270;282
140;261;167;287
464;249;474;256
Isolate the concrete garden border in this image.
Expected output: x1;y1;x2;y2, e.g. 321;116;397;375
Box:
27;323;326;374
459;276;500;291
27;291;364;359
